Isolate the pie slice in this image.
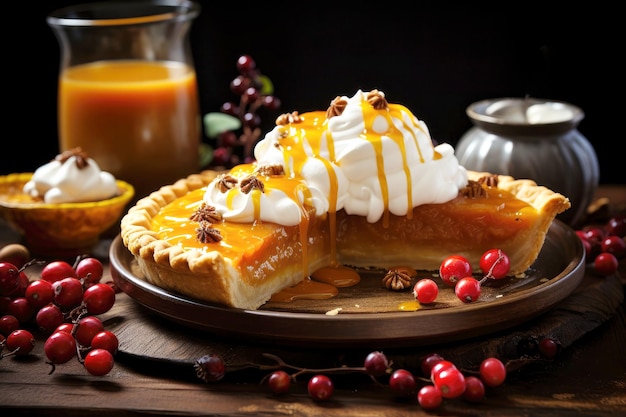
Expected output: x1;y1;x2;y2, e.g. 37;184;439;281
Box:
120;90;570;310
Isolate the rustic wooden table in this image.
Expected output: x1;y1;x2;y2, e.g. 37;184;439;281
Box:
1;185;625;417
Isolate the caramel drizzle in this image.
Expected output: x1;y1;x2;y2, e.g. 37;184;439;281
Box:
216;92;442;276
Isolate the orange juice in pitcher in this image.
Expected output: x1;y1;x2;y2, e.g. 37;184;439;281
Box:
59;60;200;199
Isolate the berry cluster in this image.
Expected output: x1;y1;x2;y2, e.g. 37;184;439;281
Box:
204;55;281;168
413;248;511;304
0;245;118;377
194;349;508;409
575;214;625;276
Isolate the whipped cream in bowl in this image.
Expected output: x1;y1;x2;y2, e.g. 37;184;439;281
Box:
0;148;134;258
23;148;119;204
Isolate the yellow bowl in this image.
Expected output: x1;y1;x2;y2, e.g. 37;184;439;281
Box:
0;173;134;259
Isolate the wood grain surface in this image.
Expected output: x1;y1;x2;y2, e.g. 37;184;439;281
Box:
102;266;623;379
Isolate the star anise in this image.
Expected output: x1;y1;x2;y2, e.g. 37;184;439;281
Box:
196;221;222;243
55;147;89;169
215;174;238;193
190;203;222;224
382;269;412;291
326;96;347;118
366;89;388;110
240;175;265;194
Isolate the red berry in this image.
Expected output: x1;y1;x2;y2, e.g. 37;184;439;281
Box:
0;314;20;336
606;215;626;237
262;95;281;111
413;278;439;304
267;370;291;394
90;330;119;355
84;348;114;376
433;367;466;398
82;283;116;315
55;322;74;334
6;297;34;323
6;329;35;355
243;87;259;102
75;257;104;286
593;252;619;276
307;374;334;401
11;272;30;298
538;337;560;359
25;279;54;309
229;75;248;95
53;277;83;309
217;130;238;147
74;316;105;347
455;277;481;303
601;235;626;259
35;303;65;335
389;369;417;397
420;353;444;377
479;248;510;279
195;354;226;382
0;262;21;296
583;226;606;243
0;296;10;314
479;357;507;387
430;359;457;381
41;261;77;283
236;55;256;74
439;255;472;286
243;112;261;128
44;331;77;364
417;385;442;410
220;102;238;116
463;376;486;402
364;351;391;377
580;238;593;260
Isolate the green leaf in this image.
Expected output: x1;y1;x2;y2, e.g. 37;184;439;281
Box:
203;112;241;138
199;143;213;169
257;75;274;96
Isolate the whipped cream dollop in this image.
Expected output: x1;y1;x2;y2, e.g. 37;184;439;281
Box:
23;148;119;204
204;90;468;226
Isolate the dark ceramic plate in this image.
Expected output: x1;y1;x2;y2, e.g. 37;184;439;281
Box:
110;220;585;348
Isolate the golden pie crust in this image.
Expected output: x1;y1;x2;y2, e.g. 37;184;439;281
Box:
120;169;570;310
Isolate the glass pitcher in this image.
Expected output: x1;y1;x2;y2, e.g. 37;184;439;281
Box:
47;0;202;200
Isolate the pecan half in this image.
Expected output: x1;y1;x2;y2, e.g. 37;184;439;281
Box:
460;180;487;198
240;175;265;194
382;269;412;291
326;96;348;118
477;174;499;188
366;90;388;110
255;164;285;177
215;174;238;193
196;221;222;243
56;147;89;169
276;111;302;125
190;203;222;224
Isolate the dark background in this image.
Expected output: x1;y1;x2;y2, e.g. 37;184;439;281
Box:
6;1;623;184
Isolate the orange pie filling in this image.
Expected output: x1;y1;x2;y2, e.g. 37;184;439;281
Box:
144;170;548;306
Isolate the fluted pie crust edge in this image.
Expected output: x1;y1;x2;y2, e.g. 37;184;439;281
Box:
120;170;571;310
